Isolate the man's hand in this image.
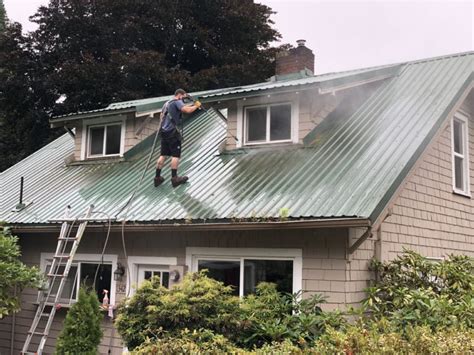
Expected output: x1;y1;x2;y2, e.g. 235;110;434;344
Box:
194;100;202;108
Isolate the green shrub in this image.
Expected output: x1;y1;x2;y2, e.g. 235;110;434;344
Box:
239;283;345;348
116;251;474;353
55;288;103;355
313;321;474;354
0;225;42;318
365;250;474;330
115;271;241;350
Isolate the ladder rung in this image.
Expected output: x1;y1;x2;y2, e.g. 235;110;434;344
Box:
41;312;51;317
53;254;71;259
29;331;47;336
47;273;66;277
58;237;78;241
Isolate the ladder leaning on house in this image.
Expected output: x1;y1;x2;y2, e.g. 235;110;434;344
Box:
21;205;106;355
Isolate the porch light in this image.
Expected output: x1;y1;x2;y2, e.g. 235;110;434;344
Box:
113;263;125;281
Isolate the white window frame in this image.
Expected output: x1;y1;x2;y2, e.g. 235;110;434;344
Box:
186;247;302;297
39;253;118;306
80;116;126;160
236;95;299;148
451;111;471;197
127;256;177;295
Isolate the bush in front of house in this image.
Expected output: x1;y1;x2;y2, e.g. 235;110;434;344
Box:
115;252;474;354
365;250;474;330
55;288;103;355
0;225;42;319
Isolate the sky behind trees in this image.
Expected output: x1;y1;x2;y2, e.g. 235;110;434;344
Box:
3;0;473;73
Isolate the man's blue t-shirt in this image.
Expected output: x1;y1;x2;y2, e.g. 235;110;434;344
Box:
161;99;185;132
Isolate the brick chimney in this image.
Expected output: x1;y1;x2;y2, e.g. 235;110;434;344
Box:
275;39;315;76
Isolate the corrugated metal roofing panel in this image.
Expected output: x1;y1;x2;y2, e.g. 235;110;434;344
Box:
2;52;472;225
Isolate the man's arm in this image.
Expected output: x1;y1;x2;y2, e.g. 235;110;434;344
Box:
181;100;201;114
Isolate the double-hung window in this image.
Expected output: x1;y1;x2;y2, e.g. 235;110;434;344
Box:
40;253;117;305
87;123;123;157
245;103;292;145
451;112;470;196
187;248;302;297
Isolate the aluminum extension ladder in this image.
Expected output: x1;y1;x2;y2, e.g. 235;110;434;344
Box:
21;205;95;355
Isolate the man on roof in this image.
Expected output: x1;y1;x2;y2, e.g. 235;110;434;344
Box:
154;88;201;187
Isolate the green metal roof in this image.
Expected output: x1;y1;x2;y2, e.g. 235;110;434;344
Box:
2;52;472;225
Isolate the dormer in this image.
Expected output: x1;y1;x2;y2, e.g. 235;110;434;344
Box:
50;101;164;163
203;40;400;151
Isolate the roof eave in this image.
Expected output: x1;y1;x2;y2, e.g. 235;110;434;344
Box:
10;217;371;234
50;108;136;127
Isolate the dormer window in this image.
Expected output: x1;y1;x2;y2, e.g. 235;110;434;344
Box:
85;121;124;158
244;103;293;145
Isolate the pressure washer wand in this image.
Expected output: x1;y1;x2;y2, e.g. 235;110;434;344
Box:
185;95;239;142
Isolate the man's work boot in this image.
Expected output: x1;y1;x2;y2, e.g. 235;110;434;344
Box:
171;175;188;187
154;176;165;187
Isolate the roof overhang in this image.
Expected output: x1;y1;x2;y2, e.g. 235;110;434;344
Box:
10;217;371;234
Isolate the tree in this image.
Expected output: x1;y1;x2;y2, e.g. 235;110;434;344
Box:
0;225;41;318
0;22;56;171
30;0;282;115
0;0;6;33
0;0;283;171
55;288;103;355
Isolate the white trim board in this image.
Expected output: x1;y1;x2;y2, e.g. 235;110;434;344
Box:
185;247;302;296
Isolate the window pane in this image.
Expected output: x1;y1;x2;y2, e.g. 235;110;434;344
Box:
270;105;291;141
454;156;464;190
89;126;104;155
49;265;77;302
198;260;240;295
453;120;463;154
80;263;112;303
144;271;152;280
162;272;170;288
244;259;293;295
105;124;121;155
247;107;267;142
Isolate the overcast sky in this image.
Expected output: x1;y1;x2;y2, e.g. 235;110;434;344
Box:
4;0;473;73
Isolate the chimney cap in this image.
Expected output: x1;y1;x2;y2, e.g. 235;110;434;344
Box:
296;39;306;47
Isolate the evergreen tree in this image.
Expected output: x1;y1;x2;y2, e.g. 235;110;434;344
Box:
55;288;103;355
0;22;55;171
0;0;6;33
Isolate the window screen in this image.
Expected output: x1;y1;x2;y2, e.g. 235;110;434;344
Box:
247;107;267;142
89;126;105;155
105;125;121;155
270;104;291;141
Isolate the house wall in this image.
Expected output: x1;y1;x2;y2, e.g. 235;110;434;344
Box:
380;98;474;260
0;227;359;355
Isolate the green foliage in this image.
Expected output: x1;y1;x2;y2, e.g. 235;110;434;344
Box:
0;225;41;318
239;283;345;348
0;0;6;33
117;251;474;353
364;250;474;330
115;271;241;350
313;322;474;354
55;288;103;355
